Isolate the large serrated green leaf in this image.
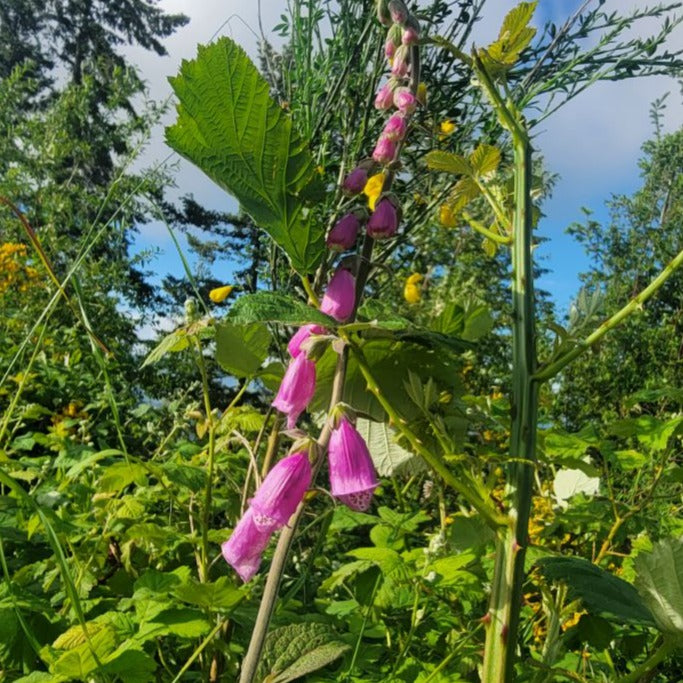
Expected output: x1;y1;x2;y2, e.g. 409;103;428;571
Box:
355;418;423;477
634;537;683;634
469;144;501;177
256;623;349;683
424;150;472;176
166;38;324;273
215;322;271;377
227;292;334;327
537;556;655;626
482;1;537;71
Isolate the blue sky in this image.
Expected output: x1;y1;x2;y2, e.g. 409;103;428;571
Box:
125;0;682;317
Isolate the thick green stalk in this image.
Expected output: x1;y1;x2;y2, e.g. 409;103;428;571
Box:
482;133;538;682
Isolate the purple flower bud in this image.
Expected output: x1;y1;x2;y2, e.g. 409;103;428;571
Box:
327;213;361;251
391;46;410;78
402;27;419;45
320;268;356;322
367;198;399;239
328;418;379;511
374;82;395;110
389;0;409;25
273;353;316;429
288;324;324;358
385;38;396;60
342;166;369;195
382;113;407;142
372;136;397;165
393;87;417;114
250;452;312;530
221;508;272;582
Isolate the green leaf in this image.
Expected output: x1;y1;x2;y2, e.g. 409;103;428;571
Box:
141;329;190;368
215;322;271;377
98;462;147;493
135;608;211;642
469;144;501;177
634;537;683;634
256;623;350;683
424;150;472;176
355;418;423;476
100;648;156;683
227;291;333;327
483;2;537;70
166;38;324;273
172;576;244;611
537;556;655;626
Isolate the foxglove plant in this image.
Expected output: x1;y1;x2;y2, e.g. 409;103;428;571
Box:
272;352;316;428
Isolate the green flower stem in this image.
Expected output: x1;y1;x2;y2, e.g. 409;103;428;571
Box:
614;637;678;683
482;131;539;681
300;274;321;308
348;340;506;531
533;244;683;381
462;210;512;245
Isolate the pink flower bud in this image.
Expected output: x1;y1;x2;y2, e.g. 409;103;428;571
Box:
221;508;273;582
402;27;419;45
374;82;395;110
328;418;379;511
327;213;361;251
389;0;409;25
382;113;407;142
391;45;410;78
342;166;369;195
273;353;316;429
393;87;417;114
250;452;312;530
385;38;396;60
372;135;396;164
288;324;324;358
320;268;356;322
367;198;399;239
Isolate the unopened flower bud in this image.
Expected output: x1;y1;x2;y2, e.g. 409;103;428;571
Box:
342;166;369;195
372;136;396;165
376;0;391;25
382;113;407;141
389;0;409;25
320;268;356;322
327;213;361;251
394;87;417;114
367;197;399;239
391;45;410;77
385;38;396;60
374;82;395;110
402;26;419;45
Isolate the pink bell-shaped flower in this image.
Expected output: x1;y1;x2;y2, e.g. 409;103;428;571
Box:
320;268;356;322
391;45;410;78
372;136;397;165
402;27;419;45
393;87;417;114
374;82;395;110
385;37;397;60
250;452;312;530
328;418;378;511
342;166;369;196
273;352;316;429
382;113;407;142
221;508;272;582
367;198;399;239
287;324;324;358
327;213;361;251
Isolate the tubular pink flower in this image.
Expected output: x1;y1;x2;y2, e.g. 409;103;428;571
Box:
367;198;399;239
391;46;409;78
273;352;316;429
327;213;360;251
328;418;379;511
393;87;417;114
342;166;369;195
385;38;397;60
320;268;356;322
372;136;397;165
250;452;312;530
374;82;395;110
382;113;407;142
221;508;272;582
287;324;324;358
402;27;419;45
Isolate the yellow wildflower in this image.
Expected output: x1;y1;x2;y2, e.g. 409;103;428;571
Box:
416;82;427;106
363;172;386;211
209;285;234;303
404;273;423;303
439;204;457;227
439;119;456;138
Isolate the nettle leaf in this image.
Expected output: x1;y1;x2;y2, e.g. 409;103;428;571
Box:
355;418;424;476
634;537;683;634
256;623;349;683
215;322;271;377
537;556;655;626
227;291;333;327
424;150;472;176
166;38;324;273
